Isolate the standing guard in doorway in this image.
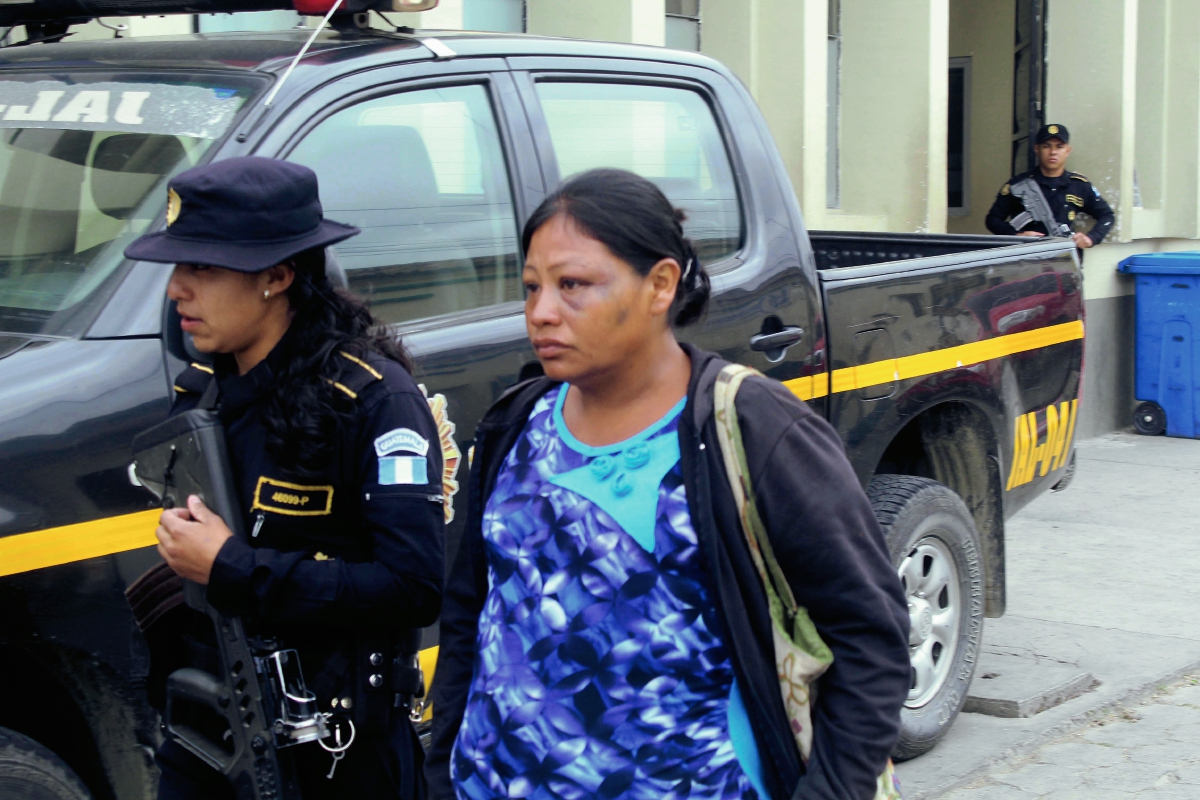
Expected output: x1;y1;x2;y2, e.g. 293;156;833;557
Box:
986;124;1115;249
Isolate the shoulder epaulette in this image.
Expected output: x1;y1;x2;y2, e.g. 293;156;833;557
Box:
1069;172;1089;182
173;362;215;395
329;350;384;400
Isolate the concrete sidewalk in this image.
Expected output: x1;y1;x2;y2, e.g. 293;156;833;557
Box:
895;431;1200;799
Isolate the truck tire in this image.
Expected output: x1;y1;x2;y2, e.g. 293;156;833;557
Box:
868;475;984;761
0;727;92;800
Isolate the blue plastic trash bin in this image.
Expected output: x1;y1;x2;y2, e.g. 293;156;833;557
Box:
1117;252;1200;438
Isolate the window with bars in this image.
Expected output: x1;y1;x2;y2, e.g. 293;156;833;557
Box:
948;57;971;214
665;0;700;52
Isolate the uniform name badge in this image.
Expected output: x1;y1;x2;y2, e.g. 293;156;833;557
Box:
379;455;428;486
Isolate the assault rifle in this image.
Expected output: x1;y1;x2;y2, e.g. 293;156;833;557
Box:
1008;176;1072;238
131;403;328;800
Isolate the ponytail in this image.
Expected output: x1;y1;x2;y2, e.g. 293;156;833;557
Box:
670;209;709;327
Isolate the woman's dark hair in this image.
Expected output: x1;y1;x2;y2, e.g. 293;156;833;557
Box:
263;247;412;478
521;168;710;327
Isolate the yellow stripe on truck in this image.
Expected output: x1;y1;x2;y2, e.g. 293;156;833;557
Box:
0;509;160;578
785;319;1083;399
419;645;438;722
0;509;443;721
0;321;1084;579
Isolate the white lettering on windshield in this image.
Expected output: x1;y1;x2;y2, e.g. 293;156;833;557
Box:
0;82;244;139
5;91;65;122
3;90;153;125
114;92;150;125
52;91;111;124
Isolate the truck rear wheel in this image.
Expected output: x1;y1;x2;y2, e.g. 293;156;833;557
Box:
0;727;92;800
868;475;984;761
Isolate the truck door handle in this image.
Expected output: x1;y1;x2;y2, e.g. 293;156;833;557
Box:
750;327;804;356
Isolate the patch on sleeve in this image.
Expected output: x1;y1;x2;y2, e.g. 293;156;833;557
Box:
378;456;429;486
252;477;334;516
1000;183;1010;195
374;427;429;457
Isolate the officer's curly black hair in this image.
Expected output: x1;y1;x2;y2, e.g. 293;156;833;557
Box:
263;247;412;479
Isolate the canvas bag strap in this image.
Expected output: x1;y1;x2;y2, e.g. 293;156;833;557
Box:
713;365;904;798
714;364;833;665
712;364;801;620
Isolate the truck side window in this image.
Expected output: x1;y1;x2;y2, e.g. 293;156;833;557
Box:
535;81;742;266
288;84;520;324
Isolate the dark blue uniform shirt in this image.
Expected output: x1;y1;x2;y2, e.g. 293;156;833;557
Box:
170;335;444;711
986;169;1115;245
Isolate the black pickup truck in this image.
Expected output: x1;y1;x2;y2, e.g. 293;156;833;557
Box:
0;24;1083;800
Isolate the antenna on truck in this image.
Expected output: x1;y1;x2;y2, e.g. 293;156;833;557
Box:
264;0;344;108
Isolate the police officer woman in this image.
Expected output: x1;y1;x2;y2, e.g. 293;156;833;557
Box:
125;157;443;799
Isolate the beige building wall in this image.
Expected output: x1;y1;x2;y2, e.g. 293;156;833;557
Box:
701;0;828;229
1132;0;1200;242
835;0;948;233
947;0;1013;235
1160;1;1200;240
1046;0;1137;247
392;0;464;29
525;0;664;46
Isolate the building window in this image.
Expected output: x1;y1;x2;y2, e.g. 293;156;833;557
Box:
948;57;971;215
463;0;525;33
826;0;840;209
665;0;700;52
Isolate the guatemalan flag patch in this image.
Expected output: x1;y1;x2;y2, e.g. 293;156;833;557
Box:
378;455;428;485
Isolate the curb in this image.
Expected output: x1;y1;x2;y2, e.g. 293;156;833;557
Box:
904;656;1200;799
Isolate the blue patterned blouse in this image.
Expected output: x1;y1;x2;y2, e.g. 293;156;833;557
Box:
451;385;768;800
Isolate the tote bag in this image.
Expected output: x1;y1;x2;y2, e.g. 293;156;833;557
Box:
713;364;902;800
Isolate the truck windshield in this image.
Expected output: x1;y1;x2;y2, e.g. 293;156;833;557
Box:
0;74;259;337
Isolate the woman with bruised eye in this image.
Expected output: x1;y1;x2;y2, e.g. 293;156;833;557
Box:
425;169;909;800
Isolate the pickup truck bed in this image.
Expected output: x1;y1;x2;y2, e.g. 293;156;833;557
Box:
810;230;1029;270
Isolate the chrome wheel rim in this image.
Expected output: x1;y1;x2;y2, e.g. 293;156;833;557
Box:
898;535;962;708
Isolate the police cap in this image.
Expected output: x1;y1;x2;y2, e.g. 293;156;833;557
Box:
124;157;359;273
1035;124;1070;144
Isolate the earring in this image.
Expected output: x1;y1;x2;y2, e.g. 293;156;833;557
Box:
263;290;270;301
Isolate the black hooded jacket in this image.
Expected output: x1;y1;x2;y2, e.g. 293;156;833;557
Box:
426;345;910;800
